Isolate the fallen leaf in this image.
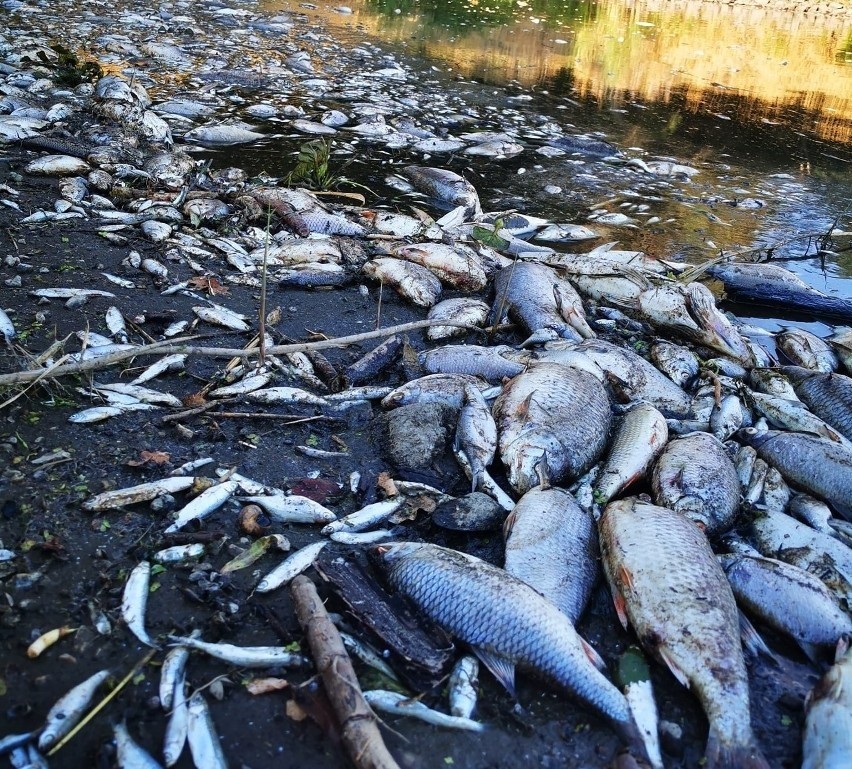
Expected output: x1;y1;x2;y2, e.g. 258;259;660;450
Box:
181;392;208;408
285;699;308;722
187;275;229;296
127;450;171;467
376;472;398;498
247;677;289;695
220;534;289;574
238;504;269;536
289;477;342;503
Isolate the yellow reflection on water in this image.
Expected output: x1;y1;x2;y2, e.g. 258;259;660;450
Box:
273;0;852;145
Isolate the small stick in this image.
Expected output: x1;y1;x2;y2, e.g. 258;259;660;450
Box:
291;575;401;769
213;413;339;424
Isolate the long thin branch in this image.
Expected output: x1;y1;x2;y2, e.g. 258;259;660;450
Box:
0;319;479;389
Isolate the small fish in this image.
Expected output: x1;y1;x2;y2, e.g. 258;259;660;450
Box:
618;647;664;769
238;494;336;524
362;257;442;308
364;690;486;732
420;345;528;383
330;529;392;545
245;387;329;407
164;480;238;534
168;635;308;668
39;669;111;750
321;498;403;535
776;329;838;373
448;655;480;719
94;382;182;407
209;372;274;398
160;631;199;711
113;721;162;769
0;307;16;342
339;632;399;682
153;544;205;563
163;677;189;767
802;640;852;769
122;561;156;647
186;694;228;769
256;541;329;593
83;477;196;511
455;383;497;492
426;298;490;341
533;223;599;242
131;353;187;384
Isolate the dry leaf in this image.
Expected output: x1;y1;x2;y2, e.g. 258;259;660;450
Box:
238;504;269;536
187;275;229;296
266;306;282;325
289;478;342;503
127;450;171;467
376;472;398;498
247;677;289;695
285;698;308;721
181;392;208;408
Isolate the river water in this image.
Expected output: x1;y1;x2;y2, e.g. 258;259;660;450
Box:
245;0;852;337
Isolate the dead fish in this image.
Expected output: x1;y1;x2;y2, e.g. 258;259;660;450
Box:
394;242;488;291
1;307;17;342
164;480;238;534
426;298;490;341
400;166;482;218
595;403;668;506
364;690;485;732
381;373;492;410
244;387;329;407
827;326;852;371
30;287;115;299
160;631;199;711
321;498;404;535
377;542;648;757
164;678;189;767
599;498;770;769
167;635;308;668
652;432;740;537
83;477;196;511
738;428;852;519
784;367;852;442
493;362;612;494
39;669;111;750
719;553;852;656
448;655;480;719
455;383;498;492
503;486;599;624
25;154;91;176
742;387;851;448
131;353;187;384
193;305;250;332
237;494;336;524
153;544;205;563
710;394;746;441
122;561;156;647
463;140;524;158
362;257;442;307
113;721;162;769
256;540;329;593
186;694;228;769
649;341;698;387
184;124;266;146
617;647;664;769
776;328;838;373
209;372;274;398
420;345;528;382
338;632;399;682
533;223;599;242
802;640;852;769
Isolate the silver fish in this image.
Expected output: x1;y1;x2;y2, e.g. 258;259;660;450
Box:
802;640;852;769
599;498;769;769
184;124;265;146
131;353;187;384
113;721;162;769
362;257;442;308
394;242;488;291
160;630;199;711
738;428;852;519
533;223;599;242
153;544;205;563
719;553;852;655
164;480;238;534
776;329;837;372
748;368;799;400
122;561;156;647
364;690;485;732
244;387;329;407
0;307;17;342
186;694;228;769
377;541;647;756
339;632;399;682
448;655;480;719
193;305;250;332
652;431;740;537
83;477;196;511
594;403;668;506
426;298;490;341
167;635;308;669
94;382;182;408
493;363;612;494
420;345;528;383
827;326;852;371
786;367;852;442
381;374;493;410
330;529;392;545
321;498;404;535
238;494;336;524
400;166;482;218
455;383;498;492
256;541;329;593
650;341;699;387
742;388;851;448
503;486;599;624
39;669;111;750
164;677;189;767
710;394;746;441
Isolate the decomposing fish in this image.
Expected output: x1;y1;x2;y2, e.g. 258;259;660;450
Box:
164;480;238;534
599;498;769;769
0;307;16;342
377;541;648;757
83;477;196;511
421;344;527;383
742;387;850;447
362;257;442;307
256;541;329;593
160;632;199;712
448;655;480;719
783;366;852;442
651;431;741;537
426;298;490;341
455;383;498;491
27;626;76;659
321;498;403;535
400;166;482;218
244;387;329;407
131;353;187;384
238;494;336;524
153;543;205;563
364;690;485;732
503;486;599;624
802;640;852;769
649;341;699;387
394;242;488;291
39;669;111;750
167;635;308;668
493;362;612;493
776;328;838;373
381;373;494;410
164;678;189;767
122;561;156;647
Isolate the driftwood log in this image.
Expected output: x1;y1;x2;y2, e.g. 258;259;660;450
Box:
290;575;401;769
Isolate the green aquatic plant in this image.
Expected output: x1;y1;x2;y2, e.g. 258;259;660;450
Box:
286;139;337;190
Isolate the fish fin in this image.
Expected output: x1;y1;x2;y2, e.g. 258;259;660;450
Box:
579;636;606;671
515;392;534;421
503;508;518;539
611;586;630;630
704;729;771;769
473;648;516;699
619;564;634;591
797;641;825;666
737;610;779;666
658;647;690;688
534;454;551;490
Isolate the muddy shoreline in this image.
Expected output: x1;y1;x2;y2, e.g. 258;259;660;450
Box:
0;1;840;768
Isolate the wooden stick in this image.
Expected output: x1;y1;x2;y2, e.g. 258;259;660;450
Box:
0;319;479;388
291;575;401;769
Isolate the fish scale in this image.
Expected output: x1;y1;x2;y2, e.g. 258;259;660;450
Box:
599;499;769;769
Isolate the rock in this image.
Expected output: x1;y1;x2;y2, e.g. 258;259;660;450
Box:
432;492;505;531
659;720;684;758
372;402;455;470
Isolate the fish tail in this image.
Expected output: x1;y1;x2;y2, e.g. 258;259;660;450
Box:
612;715;652;766
705;732;771;769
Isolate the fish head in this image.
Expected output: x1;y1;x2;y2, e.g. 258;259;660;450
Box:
381;389;410;409
373;540;423;567
734;426;776;449
685;283;753;364
504;434;562;494
672;496;710;532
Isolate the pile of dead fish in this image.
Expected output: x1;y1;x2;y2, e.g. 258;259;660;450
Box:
2;4;852;769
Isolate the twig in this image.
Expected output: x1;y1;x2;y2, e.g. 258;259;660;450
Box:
213;413;339;423
291;575;401;769
46;648;157;756
259;206;272;368
0;320;480;388
160;401;223;424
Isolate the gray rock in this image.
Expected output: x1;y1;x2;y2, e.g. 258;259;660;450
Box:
372;402;455;470
433;492;505;531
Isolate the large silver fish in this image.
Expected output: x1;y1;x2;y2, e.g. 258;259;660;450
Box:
493;362;612;494
377;541;648;758
420;344;529;383
503;486;599;623
599;498;769;769
738;428;852;519
400;165;482;218
784;366;852;442
651;431;740;537
802;640;852;769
